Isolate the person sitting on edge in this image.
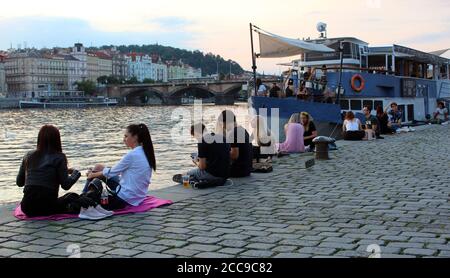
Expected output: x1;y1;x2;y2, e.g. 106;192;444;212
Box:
174;123;230;184
376;105;393;135
387;102;403;132
433;101;449;123
269;83;281;98
16;125;83;217
363;106;383;140
343;111;366;141
251;115;276;162
218;110;253;178
300;112;318;151
277;113;305;153
285;79;295;98
256;78;268;97
85;124;156;211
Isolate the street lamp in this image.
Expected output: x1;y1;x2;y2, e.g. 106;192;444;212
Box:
336;41;344;104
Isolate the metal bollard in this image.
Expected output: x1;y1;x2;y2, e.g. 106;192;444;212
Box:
313;136;335;160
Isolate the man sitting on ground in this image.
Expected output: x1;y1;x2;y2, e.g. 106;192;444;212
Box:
173;124;230;185
433;101;449;124
387;102;403;132
363;106;383;139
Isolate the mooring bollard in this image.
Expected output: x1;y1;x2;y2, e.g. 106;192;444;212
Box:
313;136;335;160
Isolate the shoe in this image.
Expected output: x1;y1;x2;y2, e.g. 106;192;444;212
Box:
79;207;112;220
94;205;114;216
172;174;183;184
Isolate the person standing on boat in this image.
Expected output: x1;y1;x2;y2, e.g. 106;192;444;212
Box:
342;111;366;141
16;125;85;217
217;110;253;178
277;113;305;153
300;112;318;151
387;103;403;132
269;83;281;98
256;78;268;97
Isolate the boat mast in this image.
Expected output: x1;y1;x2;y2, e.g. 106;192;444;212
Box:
336;40;344;104
250;23;258;96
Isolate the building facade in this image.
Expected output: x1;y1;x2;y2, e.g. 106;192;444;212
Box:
126;53;168;82
87;51;113;83
167;60;202;80
0;54;7;95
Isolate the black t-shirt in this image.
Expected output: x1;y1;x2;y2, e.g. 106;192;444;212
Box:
364;115;378;130
285;87;294;98
269;86;280;98
227;126;253;178
197;133;230;178
303;121;317;147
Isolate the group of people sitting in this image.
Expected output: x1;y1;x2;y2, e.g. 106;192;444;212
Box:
17;124;157;217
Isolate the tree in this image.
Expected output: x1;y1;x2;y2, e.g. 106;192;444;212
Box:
75;80;97;95
142;78;155;84
97;75;108;85
125;76;140;84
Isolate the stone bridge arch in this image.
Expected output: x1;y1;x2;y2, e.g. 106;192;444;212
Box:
123;88;165;105
168;85;217;104
223;84;245;99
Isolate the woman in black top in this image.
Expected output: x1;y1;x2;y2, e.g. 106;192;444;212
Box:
16;125;82;217
376;106;393;134
300;112;318;149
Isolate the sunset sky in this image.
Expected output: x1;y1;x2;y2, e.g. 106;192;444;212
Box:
1;0;449;73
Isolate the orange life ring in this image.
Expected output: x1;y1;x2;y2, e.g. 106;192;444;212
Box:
351;74;365;92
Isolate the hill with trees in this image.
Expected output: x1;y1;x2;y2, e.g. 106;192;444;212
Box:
95;44;245;76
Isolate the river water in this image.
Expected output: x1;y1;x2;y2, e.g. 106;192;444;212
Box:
0;104;251;203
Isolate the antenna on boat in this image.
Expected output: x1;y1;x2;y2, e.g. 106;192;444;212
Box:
317;22;327;39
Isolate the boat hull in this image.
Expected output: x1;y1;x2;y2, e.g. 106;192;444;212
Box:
19;101;118;109
249;96;343;140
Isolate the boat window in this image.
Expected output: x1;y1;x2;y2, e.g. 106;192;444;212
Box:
398;105;407;122
374;101;383;110
407;105;414;122
340;100;350;110
350;100;362;110
363;100;374;110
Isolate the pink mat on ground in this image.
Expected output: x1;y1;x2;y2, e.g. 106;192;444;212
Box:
13;196;173;221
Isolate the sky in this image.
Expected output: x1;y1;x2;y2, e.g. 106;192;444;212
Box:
0;0;449;74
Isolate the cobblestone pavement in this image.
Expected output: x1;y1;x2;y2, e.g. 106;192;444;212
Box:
0;125;449;258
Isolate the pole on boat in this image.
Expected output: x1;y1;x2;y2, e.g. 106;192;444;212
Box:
250;23;258;97
336;41;344;105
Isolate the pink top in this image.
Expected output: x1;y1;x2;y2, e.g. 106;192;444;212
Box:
277;123;305;153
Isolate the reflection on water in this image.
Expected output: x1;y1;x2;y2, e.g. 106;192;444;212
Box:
0;104;250;203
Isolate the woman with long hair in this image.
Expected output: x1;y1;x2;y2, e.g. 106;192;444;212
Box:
16;125;82;217
277;113;305;153
300;112;318;150
251;115;276;161
85;124;156;210
376;105;392;134
343;111;365;140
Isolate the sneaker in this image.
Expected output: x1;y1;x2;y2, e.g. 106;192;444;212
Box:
79;207;111;220
408;127;416;132
94;205;114;216
172;174;183;184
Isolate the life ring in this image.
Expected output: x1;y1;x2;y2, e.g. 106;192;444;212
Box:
351;74;365;92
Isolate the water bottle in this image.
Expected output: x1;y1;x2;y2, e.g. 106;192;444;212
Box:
101;188;109;206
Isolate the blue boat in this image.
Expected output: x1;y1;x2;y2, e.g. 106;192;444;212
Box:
248;23;450;139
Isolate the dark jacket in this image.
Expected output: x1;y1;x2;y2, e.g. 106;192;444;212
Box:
16;151;81;192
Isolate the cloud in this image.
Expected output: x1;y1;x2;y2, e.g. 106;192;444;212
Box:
0;16;199;50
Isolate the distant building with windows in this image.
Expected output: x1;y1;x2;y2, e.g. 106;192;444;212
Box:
167;60;202;80
0;54;7;95
126;53;168;82
87;51;113;83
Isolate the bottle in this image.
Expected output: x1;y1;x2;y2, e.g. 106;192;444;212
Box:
101;188;109;206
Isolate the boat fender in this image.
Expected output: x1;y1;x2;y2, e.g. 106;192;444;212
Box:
351;74;365;92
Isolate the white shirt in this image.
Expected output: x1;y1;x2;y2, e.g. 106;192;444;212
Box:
344;119;361;131
436;108;448;121
103;146;152;206
257;85;267;96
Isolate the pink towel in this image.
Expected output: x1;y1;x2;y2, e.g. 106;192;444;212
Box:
277;123;305;153
13;196;173;221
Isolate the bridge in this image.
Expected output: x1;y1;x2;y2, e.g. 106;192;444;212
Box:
107;80;251;105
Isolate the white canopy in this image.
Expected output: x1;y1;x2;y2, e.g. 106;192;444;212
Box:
257;31;335;58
